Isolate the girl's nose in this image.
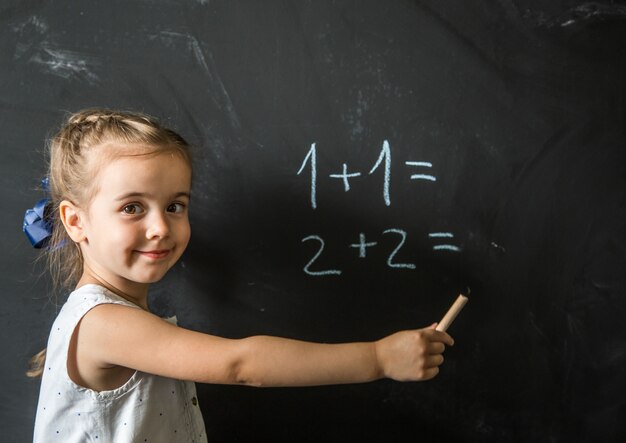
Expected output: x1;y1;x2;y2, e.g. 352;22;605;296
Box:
145;213;170;239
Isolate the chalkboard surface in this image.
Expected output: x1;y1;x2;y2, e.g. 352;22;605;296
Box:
1;1;625;441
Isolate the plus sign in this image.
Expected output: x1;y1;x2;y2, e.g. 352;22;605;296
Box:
329;163;361;191
349;233;378;258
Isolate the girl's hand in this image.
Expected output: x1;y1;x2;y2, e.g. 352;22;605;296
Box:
375;324;454;382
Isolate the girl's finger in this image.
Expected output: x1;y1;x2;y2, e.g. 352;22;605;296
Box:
427;342;445;354
428;329;454;346
424;354;444;368
420;366;440;381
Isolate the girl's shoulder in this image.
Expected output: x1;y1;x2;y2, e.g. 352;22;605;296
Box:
56;284;141;324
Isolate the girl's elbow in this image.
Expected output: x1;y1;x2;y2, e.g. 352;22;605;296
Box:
230;337;267;388
227;361;265;387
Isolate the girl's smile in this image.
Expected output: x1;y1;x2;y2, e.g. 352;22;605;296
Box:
136;249;172;260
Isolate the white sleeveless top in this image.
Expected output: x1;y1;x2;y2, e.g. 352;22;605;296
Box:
33;284;208;442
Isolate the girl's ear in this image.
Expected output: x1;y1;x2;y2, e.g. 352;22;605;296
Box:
59;200;87;243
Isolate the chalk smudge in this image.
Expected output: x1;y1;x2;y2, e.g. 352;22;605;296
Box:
491;241;506;253
524;2;626;29
11;15;49;35
12;16;100;84
28;47;100;83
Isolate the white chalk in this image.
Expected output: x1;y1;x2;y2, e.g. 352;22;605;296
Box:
435;294;468;332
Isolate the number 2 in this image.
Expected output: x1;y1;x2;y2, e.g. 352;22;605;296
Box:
383;229;416;269
301;235;342;276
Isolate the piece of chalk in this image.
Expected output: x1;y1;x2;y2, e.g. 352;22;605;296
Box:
435;294;468;332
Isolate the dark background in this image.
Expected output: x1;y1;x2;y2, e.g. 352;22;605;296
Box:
1;1;625;441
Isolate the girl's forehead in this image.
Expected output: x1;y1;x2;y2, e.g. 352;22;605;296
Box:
93;152;192;197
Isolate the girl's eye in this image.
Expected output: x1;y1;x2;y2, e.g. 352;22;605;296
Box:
122;204;144;215
167;202;186;213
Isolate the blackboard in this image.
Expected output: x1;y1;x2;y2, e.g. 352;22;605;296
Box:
2;1;625;441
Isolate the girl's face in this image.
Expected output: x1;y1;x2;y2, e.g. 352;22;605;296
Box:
76;151;192;298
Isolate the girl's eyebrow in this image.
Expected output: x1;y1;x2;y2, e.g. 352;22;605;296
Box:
115;191;191;201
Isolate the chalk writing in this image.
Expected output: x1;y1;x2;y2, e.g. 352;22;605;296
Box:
297;142;461;276
349;233;377;258
383;229;416;269
406;161;437;181
296;143;317;209
429;232;461;252
369;140;392;206
330;163;361;191
303;229;459;276
298;141;436;208
301;235;342;276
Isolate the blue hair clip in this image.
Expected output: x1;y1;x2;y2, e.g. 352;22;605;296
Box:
23;178;53;249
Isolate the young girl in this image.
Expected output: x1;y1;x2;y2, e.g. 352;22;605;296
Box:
27;109;454;442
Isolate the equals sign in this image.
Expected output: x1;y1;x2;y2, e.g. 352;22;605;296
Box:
429;232;461;252
405;161;437;181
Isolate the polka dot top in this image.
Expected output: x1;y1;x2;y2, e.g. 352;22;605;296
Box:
33;284;207;442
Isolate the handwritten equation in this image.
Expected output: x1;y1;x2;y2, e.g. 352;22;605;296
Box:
296;140;462;276
297;141;437;208
301;229;461;276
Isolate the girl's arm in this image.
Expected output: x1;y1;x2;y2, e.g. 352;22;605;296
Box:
75;303;454;387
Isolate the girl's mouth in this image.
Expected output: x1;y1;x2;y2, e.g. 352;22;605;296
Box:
137;249;171;260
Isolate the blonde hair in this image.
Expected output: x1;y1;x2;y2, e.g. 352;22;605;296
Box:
27;108;192;377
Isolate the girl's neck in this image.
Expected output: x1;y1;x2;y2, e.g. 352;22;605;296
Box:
76;271;150;311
